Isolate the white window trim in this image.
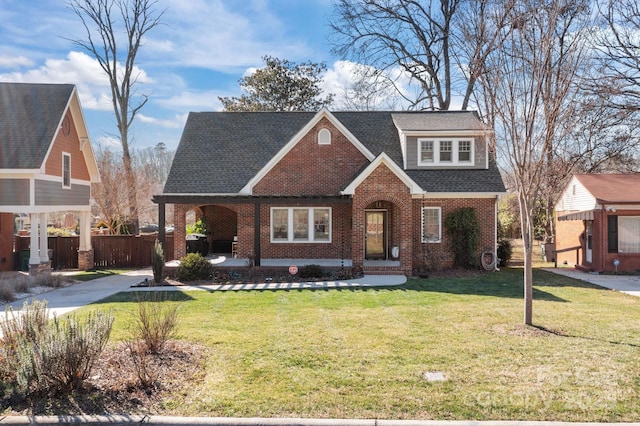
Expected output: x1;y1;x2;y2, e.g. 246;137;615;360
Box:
418;138;474;166
318;128;331;145
421;206;442;243
270;207;332;243
62;152;71;189
618;216;640;253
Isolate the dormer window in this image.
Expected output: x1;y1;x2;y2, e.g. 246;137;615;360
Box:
62;152;71;188
318;128;331;145
418;138;474;166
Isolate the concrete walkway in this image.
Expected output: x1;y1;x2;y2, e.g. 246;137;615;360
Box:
543;267;640;297
1;270;406;317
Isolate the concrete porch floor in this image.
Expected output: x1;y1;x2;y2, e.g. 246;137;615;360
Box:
166;255;401;269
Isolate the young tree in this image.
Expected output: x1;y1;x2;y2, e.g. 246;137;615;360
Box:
68;0;164;232
330;0;515;110
477;0;590;325
219;56;334;111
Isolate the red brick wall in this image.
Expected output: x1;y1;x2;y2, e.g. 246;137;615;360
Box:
412;197;497;271
352;163;413;275
258;203;352;259
253;117;369;196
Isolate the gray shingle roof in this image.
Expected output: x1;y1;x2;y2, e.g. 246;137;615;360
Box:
0;83;74;169
163;110;505;195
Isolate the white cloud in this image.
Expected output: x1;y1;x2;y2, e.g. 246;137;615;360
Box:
0;51;156;112
137;113;187;129
0;55;33;68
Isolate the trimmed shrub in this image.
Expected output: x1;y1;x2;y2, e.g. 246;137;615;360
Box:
497;238;513;266
298;264;324;279
176;253;214;282
445;207;480;268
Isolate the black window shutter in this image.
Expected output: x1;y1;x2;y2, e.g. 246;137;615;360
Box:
608;215;618;253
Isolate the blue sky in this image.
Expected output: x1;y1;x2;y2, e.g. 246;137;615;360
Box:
0;0;359;151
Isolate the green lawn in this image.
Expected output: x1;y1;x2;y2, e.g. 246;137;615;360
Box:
85;268;640;421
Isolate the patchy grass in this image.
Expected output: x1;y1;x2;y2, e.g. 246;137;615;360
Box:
57;267;640;421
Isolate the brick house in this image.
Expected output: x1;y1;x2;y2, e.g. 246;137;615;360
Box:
154;109;505;276
0;83;100;273
555;174;640;273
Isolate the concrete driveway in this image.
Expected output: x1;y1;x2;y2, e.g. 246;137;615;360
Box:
543;267;640;297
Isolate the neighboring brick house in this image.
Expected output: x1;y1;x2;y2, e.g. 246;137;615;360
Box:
0;83;100;273
154;109;505;276
555;174;640;273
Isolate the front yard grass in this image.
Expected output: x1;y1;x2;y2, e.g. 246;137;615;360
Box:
81;267;639;421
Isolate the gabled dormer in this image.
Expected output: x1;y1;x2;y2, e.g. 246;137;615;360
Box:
391;111;491;170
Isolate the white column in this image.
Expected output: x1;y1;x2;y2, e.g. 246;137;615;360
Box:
79;211;91;251
29;213;40;265
39;213;49;262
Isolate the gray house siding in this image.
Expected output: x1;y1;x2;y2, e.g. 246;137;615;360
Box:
35;180;90;206
405;136;486;170
0;179;30;205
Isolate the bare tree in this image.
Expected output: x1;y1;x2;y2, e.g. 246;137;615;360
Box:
330;0;515;110
477;0;590;325
68;0;164;232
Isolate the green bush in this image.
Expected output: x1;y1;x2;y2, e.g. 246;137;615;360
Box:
497;238;513;266
176;253;214;282
444;207;480;268
298;264;324;279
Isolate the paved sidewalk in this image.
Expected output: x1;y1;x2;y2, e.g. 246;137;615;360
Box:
1;415;639;426
1;271;406;317
543;267;640;297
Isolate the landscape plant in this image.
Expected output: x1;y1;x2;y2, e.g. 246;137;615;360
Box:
444;207;480;268
175;253;214;282
0;300;113;396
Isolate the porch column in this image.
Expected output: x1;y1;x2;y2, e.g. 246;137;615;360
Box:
79;212;88;251
78;211;94;271
254;203;261;266
39;213;49;263
28;213;40;266
158;202;166;247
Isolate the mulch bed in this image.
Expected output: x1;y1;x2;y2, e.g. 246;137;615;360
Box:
3;340;207;416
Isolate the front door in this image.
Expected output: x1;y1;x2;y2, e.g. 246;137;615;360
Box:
365;210;387;260
585;220;593;263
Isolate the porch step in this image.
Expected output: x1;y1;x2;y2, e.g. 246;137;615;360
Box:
363;267;405;275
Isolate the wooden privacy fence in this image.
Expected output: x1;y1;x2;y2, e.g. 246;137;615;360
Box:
15;234;175;270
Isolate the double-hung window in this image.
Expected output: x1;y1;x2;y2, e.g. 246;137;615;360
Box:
271;207;331;242
618;216;640;253
422;207;441;243
62;152;71;188
418;138;474;165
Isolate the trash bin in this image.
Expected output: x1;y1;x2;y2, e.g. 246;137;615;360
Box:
186;233;208;256
20;250;30;272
